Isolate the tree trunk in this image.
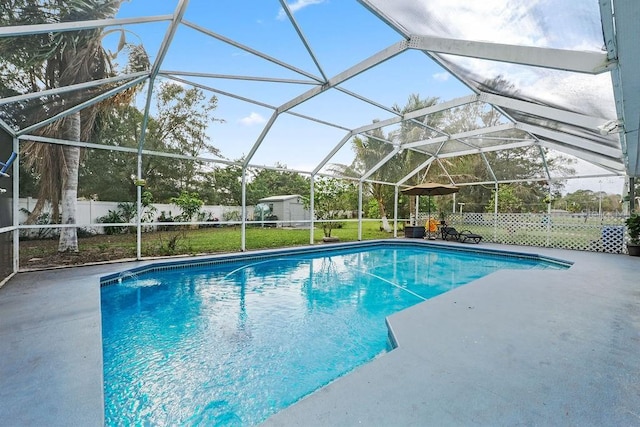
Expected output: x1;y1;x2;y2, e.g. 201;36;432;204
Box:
58;113;81;252
377;197;392;232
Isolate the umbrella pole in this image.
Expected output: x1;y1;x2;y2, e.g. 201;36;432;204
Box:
427;195;431;239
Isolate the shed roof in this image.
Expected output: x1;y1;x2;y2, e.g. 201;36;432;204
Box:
259;195;304;203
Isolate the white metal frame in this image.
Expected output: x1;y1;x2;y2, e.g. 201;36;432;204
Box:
1;0;637;273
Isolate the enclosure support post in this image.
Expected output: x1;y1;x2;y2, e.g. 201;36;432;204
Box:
393;185;398;238
309;175;315;244
136;152;142;260
545;187;552;247
12;137;19;273
241;167;247;251
452;193;456;214
630;177;636;213
493;182;498;242
358;182;363;241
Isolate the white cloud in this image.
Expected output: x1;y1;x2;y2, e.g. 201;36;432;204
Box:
432;72;449;82
238;112;267;126
277;0;325;20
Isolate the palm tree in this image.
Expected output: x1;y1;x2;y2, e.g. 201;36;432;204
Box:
0;0;148;251
331;94;441;229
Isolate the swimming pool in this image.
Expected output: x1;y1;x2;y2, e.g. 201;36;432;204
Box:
100;242;569;426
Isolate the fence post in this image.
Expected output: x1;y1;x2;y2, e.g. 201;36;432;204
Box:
545;190;552;247
493;183;498;242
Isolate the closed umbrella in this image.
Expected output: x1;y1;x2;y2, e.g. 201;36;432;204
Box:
401;182;459;238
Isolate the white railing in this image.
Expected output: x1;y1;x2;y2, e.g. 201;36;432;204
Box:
418;212;627;254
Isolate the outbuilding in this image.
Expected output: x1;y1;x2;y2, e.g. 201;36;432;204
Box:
258;194;310;227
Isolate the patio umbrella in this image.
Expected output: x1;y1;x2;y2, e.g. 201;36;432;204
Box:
401;182;459;238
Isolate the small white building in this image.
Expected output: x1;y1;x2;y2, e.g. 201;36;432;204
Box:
258;194;310;227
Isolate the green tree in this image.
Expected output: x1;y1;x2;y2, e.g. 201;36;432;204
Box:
558;189;600;214
199;163;243;205
247;164;310;205
0;0;148;251
170;191;203;222
80;83;221;202
149;82;223;193
312;178;351;238
486;185;524;213
433;98;574;213
333;94;440;228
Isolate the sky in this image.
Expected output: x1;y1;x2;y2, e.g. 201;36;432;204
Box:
111;0;625;195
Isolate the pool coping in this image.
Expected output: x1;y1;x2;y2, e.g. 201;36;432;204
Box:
99;239;573;287
1;240;639;426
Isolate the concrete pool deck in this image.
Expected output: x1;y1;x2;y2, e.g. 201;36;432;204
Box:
1;242;639;426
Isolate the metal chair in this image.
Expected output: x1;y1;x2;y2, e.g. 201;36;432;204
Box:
0;151;17;177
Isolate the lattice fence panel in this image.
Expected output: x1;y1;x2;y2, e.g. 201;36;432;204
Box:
424;212;629;254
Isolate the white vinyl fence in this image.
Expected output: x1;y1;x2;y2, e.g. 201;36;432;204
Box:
18;197;250;235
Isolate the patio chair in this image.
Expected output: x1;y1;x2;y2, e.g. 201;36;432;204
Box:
0;151;17;177
441;226;460;241
441;226;483;244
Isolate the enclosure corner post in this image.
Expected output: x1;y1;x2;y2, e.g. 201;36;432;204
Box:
358;181;363;241
12;137;19;273
393;185;399;238
241;167;247;251
630;177;636;214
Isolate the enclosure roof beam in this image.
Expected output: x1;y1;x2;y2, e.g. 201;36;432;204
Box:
403;123;516;150
455;172;621;188
166;75;350;132
537;139;625;174
278;0;328;82
605;0;640;176
436;140;535;159
312;132;355;175
538;145;552;182
183;20;323;83
16;76;147;137
349;94;478;137
396;157;436;186
0;119;15;137
0;15;172;38
133;0;190;156
243;111;280;168
516;123;622;159
18;134;238;167
480;152;498;183
166;75;277;109
360;147;401;181
404;94;478;121
150;0;189;79
478;92;609;130
334;86;401;116
159;70;316;85
353;117;402;135
0;71;149;106
435;158;458;185
409;35;615;74
277;40;408;114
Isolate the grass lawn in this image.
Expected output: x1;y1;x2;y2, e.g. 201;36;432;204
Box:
19;220;394;269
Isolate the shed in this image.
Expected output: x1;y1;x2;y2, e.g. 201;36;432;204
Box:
258;195;310;227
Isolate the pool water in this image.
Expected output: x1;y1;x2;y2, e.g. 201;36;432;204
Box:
101;244;566;426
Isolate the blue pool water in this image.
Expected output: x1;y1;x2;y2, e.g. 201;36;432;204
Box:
101;244;567;426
